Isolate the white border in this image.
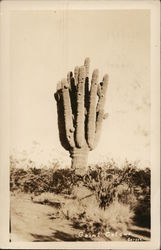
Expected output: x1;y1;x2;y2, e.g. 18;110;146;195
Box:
0;0;160;249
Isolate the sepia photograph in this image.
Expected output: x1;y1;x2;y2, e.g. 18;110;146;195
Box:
0;0;160;249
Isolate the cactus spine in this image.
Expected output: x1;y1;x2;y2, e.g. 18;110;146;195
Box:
55;58;109;176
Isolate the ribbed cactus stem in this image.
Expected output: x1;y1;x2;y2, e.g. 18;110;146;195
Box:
75;66;86;148
87;69;99;149
61;79;75;148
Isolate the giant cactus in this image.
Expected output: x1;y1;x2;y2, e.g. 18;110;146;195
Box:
54;58;109;176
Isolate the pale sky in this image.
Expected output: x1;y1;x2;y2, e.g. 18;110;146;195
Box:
10;10;150;167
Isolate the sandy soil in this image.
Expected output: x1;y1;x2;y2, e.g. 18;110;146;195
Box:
10;192;150;242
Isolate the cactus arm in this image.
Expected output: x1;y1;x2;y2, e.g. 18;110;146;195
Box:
84;57;90;77
87;69;99;149
68;71;77;125
93;109;104;149
84;57;90;109
74;66;79;86
61;79;75;148
75;66;86;148
96;74;108;112
84;58;90;140
67;71;72;90
93;111;108;149
54;82;71;150
93;74;109;148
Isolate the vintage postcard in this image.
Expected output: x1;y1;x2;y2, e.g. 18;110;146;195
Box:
0;0;160;249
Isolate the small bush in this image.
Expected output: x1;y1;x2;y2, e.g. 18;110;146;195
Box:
70;200;134;236
52;168;76;194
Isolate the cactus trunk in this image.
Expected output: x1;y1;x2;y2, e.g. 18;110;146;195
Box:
70;147;89;176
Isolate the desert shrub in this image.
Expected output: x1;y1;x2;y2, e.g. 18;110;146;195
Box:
22;168;54;194
133;187;150;227
82;161;150;228
83;161;150;210
10;167;28;191
10;163;56;194
10;162;76;195
11;163;79;195
52;168;76;194
70;199;134;238
120;163;151;227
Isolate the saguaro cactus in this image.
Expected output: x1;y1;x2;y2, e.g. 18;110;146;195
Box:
54;58;109;176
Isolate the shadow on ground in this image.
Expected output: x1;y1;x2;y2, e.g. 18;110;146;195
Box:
31;230;91;242
129;228;150;238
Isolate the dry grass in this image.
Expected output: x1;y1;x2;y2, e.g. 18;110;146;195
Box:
64;195;134;235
